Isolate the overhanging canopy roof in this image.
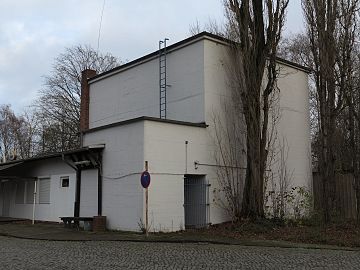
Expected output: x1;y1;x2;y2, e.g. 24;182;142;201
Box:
62;145;104;170
0;162;37;180
0;162;23;171
0;144;105;180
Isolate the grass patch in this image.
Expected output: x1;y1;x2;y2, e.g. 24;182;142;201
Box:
202;219;360;247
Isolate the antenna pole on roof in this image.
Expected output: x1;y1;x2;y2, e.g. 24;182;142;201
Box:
159;38;169;119
97;0;106;54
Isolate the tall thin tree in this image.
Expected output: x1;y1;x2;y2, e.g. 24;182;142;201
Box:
302;0;359;222
224;0;289;218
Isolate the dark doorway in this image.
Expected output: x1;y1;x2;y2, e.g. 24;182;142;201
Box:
184;175;209;229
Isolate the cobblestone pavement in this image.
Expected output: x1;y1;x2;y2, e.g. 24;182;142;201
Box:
0;236;359;269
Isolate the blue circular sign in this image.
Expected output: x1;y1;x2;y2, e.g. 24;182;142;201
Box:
140;171;151;188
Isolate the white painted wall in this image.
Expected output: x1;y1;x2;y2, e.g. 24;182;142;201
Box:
88;40;205;129
275;65;312;188
146;174;184;232
0;158;76;222
83;118;232;232
203;38;312;217
143;120;229;231
83;122;145;231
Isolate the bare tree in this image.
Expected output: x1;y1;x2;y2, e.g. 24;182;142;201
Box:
302;0;359;222
224;0;289;219
20;109;42;158
266;137;294;220
189;18;226;36
0;105;15;161
0;105;39;161
189;20;203;36
278;33;313;66
211;104;246;221
36;45;120;153
345;45;360;221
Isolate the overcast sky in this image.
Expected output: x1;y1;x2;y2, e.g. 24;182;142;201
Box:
0;0;304;113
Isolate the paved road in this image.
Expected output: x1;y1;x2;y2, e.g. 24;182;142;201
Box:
0;236;359;269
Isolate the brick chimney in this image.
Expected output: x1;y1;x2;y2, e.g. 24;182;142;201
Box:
80;69;97;132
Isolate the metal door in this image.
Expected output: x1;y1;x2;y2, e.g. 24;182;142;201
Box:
184;175;209;229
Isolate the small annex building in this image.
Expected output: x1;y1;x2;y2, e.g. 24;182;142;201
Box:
0;32;312;232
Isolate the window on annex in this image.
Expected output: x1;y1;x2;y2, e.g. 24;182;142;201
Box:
61;177;69;188
25;180;35;204
39;178;51;204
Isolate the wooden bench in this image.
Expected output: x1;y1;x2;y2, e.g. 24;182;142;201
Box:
60;217;94;229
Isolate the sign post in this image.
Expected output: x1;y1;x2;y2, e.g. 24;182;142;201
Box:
141;161;151;236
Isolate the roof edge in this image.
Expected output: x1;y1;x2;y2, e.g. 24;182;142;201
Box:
89;32;209;83
83;116;208;134
0;145;105;167
89;31;311;82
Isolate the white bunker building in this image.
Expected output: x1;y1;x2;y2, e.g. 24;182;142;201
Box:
0;32;312;231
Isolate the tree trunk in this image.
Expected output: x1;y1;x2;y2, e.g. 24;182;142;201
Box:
241;120;264;218
356;188;360;223
226;0;288;220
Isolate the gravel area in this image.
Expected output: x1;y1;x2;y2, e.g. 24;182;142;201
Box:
0;236;359;269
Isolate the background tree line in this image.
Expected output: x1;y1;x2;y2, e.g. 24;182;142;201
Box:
0;45;119;161
279;0;360;222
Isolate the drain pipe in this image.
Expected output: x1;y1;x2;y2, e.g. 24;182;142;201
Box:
32;180;37;225
185;141;188;174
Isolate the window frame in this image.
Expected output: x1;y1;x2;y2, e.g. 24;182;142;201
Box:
38;177;51;204
60;176;70;188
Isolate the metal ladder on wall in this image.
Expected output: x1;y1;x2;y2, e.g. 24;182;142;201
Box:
159;38;169;119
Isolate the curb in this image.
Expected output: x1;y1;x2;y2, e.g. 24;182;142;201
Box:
0;232;359;251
